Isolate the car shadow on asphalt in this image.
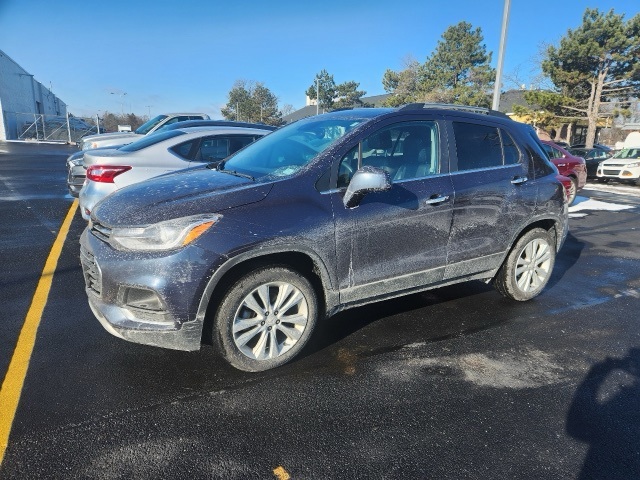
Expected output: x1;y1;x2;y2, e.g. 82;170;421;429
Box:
566;347;640;478
546;231;584;290
300;230;585;370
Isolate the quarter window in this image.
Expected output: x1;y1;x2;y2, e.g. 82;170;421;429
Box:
501;129;522;165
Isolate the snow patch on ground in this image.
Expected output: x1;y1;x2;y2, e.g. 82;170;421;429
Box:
569;197;635;213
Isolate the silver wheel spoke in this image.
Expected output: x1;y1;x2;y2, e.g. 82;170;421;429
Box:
268;329;280;358
279;290;304;315
253;329;269;359
280;312;307;327
273;283;293;312
256;285;271;311
235;324;263;347
277;323;303;343
233;316;263;334
243;294;265;317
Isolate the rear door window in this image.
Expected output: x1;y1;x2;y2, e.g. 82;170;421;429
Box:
452;122;522;171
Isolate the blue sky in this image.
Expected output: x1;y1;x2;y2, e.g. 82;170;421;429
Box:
0;0;637;119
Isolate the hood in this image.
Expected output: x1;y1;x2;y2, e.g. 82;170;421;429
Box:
84;148;129;166
600;154;640;166
82;131;140;143
93;166;273;226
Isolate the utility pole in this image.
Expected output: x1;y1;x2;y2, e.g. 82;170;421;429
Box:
110;91;127;116
492;0;511;111
316;77;319;116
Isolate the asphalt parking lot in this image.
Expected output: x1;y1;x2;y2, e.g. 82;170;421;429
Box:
1;142;640;479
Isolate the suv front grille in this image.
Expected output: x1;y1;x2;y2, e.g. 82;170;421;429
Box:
80;246;102;295
91;221;112;242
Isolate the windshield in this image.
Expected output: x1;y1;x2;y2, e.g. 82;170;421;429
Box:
119;130;185;152
612;148;640;160
221;115;368;178
135;114;168;135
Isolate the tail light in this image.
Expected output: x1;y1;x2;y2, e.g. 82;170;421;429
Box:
86;165;132;183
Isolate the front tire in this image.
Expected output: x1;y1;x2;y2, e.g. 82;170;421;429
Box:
493;228;556;301
213;266;318;372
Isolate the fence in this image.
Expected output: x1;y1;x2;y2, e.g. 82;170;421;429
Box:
5;112;100;143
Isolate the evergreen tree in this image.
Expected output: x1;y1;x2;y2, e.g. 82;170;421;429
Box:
382;22;494;107
541;8;640;148
221;80;283;126
305;70;337;112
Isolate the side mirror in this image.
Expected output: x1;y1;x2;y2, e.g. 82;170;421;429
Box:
343;166;391;209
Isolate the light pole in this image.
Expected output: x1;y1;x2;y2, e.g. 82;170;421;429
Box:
145;105;152;118
492;0;511;111
110;92;127;116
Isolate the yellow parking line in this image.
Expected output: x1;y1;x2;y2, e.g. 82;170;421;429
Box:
273;466;291;480
0;200;78;465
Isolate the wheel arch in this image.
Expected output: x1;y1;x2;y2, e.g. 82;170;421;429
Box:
197;247;335;345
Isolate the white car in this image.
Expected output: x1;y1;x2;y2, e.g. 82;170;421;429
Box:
597;132;640;185
79;125;272;220
79;113;209;151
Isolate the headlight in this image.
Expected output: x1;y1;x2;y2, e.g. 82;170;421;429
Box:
109;214;221;251
624;162;640;168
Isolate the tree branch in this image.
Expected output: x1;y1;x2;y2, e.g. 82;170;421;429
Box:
562;105;589;113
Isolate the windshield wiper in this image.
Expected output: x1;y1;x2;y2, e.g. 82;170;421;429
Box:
212;161;254;180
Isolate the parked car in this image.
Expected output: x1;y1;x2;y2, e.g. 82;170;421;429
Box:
79;125;271;219
80;104;568;372
79;113;210;151
569;143;612;151
66;121;274;198
568;147;612;178
556;175;573;203
540;140;587;204
596;136;640;185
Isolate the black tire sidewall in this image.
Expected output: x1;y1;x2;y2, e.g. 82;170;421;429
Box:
213;266;318;372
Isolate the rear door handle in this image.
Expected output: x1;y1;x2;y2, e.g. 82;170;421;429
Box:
511;176;528;185
424;194;450;205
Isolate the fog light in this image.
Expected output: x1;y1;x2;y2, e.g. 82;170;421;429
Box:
621;171;633;177
122;286;165;311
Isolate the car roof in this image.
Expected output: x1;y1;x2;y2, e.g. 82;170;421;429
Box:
162;120;278;132
175;126;272;134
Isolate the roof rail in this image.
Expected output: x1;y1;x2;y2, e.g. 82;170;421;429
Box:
399;103;509;118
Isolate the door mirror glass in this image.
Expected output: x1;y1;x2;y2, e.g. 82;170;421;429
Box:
343;166;391;209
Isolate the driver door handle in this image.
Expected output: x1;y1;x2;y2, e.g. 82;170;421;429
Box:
511;176;528;185
424;194;450;205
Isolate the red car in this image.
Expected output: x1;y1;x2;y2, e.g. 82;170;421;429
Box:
541;140;587;204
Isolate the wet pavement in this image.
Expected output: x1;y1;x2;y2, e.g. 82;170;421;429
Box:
1;142;640;478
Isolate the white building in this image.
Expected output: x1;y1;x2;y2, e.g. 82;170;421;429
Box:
0;49;67;140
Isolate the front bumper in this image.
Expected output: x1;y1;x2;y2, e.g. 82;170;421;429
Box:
80;227;221;351
596;163;640;182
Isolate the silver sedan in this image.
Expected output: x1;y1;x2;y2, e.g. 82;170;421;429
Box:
79;126;271;220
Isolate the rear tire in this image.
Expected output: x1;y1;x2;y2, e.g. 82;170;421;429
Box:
493;228;556;302
213;266;318;372
567;177;577;205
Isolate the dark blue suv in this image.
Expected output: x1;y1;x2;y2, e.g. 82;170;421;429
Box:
80;104;568;371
